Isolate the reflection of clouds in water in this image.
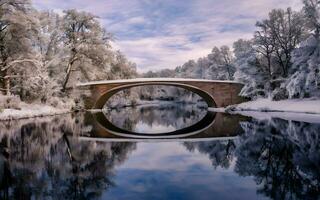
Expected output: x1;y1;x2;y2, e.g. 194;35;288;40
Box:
105;103;207;133
105;141;261;200
134;121;176;133
106;169;261;200
118;142;213;171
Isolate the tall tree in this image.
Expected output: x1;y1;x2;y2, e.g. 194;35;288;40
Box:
61;9;112;91
254;20;275;78
36;11;64;76
233;39;266;98
207;46;235;80
220;45;235;80
0;0;38;96
255;8;306;77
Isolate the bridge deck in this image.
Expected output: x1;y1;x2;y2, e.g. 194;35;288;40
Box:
77;78;239;86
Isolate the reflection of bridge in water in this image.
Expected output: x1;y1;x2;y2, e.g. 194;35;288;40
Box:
80;111;248;142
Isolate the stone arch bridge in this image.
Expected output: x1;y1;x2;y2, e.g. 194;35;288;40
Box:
77;78;246;110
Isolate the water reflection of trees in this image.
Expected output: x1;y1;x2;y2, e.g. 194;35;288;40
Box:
0;114;136;200
184;140;236;169
184;118;320;200
105;103;207;132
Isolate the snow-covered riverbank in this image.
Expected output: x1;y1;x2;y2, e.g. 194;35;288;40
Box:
0;104;70;121
227;98;320;114
209;98;320;123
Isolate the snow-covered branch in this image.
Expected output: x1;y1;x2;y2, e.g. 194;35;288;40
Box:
1;59;41;71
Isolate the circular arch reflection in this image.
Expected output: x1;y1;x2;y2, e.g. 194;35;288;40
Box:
93;110;216;139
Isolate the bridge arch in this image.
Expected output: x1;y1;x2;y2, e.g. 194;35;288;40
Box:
94;82;217;109
77;78;245;109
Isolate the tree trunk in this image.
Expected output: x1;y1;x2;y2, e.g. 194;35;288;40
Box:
4;78;10;95
226;65;232;80
62;56;77;92
62;62;73;92
267;53;272;78
275;50;286;77
3;69;10;96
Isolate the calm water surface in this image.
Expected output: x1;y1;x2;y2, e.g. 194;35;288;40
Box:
0;103;319;200
104;103;207;133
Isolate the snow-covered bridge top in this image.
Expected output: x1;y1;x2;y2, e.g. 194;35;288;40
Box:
77;78;239;87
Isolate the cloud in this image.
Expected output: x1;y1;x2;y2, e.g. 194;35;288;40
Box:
32;0;303;72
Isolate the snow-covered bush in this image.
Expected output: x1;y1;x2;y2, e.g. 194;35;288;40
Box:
271;87;289;101
0;95;22;109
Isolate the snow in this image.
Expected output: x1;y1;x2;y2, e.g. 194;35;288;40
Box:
232;111;320;124
208;107;226;112
230;98;320;114
0;104;70;121
77;78;240;86
208;98;320;123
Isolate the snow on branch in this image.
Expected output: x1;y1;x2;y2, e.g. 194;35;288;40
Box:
1;59;42;71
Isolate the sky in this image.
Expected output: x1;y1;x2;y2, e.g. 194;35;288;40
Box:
33;0;303;72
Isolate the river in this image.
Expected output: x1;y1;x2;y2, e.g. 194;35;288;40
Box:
0;103;319;199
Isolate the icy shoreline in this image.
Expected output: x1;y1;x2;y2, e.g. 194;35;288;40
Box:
0;104;70;121
209;98;320;123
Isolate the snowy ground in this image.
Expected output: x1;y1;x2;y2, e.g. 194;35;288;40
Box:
0;104;70;121
209;98;320;123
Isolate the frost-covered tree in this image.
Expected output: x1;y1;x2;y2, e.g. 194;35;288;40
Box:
36;11;63;70
173;46;234;81
0;0;39;96
0;2;138;108
303;0;320;37
233;39;266;98
207;46;235;80
61;9;113;91
285;0;320;98
255;8;306;78
109;51;137;80
220;46;235;80
286;37;320;98
254;21;276;78
175;60;198;78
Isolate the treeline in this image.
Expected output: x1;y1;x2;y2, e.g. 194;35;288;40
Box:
145;0;320;100
0;0;137;105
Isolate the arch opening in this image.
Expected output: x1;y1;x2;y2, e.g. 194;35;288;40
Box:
105;85;207;109
94;82;217;110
